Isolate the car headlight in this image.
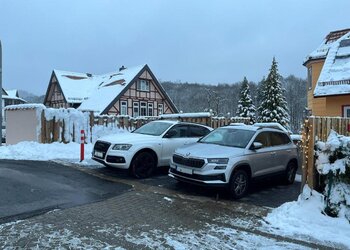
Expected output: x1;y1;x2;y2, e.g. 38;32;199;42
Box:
112;144;132;151
207;158;229;164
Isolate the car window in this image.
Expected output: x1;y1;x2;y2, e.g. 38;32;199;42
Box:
270;132;291;146
133;121;173;136
188;125;210;137
166;125;188;138
253;132;271;147
199;128;255;148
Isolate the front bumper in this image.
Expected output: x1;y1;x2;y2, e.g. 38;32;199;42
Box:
169;163;228;186
92;150;133;169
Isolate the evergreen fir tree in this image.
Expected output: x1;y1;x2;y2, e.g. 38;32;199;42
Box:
256;76;266;118
236;77;256;124
258;57;291;130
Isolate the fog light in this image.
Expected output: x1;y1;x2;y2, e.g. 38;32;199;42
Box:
214;165;227;170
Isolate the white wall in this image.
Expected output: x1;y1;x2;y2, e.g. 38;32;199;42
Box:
6;109;39;145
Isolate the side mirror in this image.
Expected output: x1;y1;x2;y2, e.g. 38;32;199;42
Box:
251;142;263;150
164;130;177;138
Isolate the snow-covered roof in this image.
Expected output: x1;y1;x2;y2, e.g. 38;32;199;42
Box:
4;103;45;111
78;65;146;113
2;89;26;103
6;89;18;98
304;28;350;64
54;64;145;106
314;31;350;97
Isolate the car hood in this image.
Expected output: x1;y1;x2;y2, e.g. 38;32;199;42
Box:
175;142;245;158
98;132;158;144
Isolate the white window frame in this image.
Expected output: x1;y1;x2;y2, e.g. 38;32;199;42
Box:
120;100;128;115
148;103;153;116
158;104;164;115
140;101;147;116
308;67;312;90
133;102;139;117
343;106;350;118
137;79;150;91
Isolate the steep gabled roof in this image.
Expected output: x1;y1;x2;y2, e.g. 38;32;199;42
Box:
5;89;19;98
1;88;7;96
304;28;350;65
314;31;350;97
3;89;26;102
78;64;146;113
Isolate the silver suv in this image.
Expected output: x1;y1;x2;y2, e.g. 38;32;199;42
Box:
169;125;299;199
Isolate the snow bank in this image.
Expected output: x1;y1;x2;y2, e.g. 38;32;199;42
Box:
263;185;350;248
0;141;93;163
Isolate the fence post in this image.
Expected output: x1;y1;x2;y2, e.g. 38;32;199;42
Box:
307;117;316;189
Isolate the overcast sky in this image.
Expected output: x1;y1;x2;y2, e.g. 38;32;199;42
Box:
0;0;349;95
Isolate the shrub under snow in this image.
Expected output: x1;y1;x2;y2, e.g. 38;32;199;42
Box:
315;130;350;221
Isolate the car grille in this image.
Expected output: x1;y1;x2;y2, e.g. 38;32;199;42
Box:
173;154;205;168
93;141;111;159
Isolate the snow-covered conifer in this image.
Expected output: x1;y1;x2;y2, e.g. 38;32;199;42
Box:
258;57;290;130
236;77;256;124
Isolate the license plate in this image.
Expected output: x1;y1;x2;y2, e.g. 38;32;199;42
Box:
177;166;193;175
94;151;104;158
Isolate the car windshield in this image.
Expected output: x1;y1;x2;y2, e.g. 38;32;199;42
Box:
199;127;255;148
132;121;173;136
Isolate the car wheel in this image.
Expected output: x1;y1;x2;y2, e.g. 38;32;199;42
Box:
131;151;156;179
284;161;297;185
229;170;249;199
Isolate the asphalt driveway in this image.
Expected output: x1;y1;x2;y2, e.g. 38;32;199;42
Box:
0;160;131;223
95;166;301;208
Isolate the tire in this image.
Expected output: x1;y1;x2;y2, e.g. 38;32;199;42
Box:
284;161;297;185
229;170;249;199
131;151;156;179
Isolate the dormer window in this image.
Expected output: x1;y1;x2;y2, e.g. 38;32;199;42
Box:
137;79;150;91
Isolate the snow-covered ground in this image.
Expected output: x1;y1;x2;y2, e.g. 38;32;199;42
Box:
0;141;100;167
261;185;350;248
0;139;349;248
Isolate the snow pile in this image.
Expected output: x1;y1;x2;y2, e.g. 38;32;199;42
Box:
315;130;350;221
44;108;91;143
263;185;350;248
0;141;94;164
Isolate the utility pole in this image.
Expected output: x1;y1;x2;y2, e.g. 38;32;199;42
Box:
0;40;2;146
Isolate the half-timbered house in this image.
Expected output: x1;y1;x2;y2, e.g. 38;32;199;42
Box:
43;64;178;116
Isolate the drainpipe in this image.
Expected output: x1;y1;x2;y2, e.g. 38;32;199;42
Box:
0;40;2;146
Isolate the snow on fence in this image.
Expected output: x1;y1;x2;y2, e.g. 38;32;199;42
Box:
302;116;350;190
5;105;250;144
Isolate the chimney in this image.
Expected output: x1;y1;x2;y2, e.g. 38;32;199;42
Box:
119;65;126;71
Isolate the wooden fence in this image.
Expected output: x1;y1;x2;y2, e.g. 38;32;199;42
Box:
40;109;250;144
301;116;350;190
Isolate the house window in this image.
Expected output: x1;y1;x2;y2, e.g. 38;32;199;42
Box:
343;106;350;118
148;103;153;116
308;67;312;90
140;102;147;116
120;101;127;115
137;79;150;91
158;104;164;115
133;102;139;117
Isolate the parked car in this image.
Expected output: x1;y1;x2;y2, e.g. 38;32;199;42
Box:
169;125;299;199
92;120;212;178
